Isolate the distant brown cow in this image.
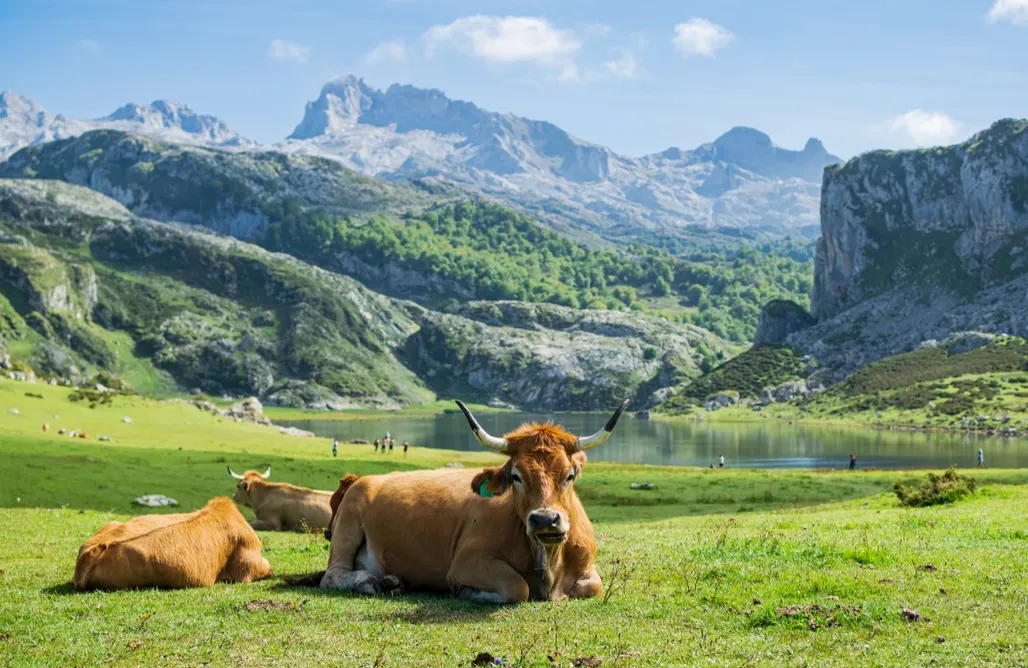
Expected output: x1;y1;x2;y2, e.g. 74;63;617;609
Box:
228;466;333;532
73;497;272;591
321;399;628;603
323;473;361;541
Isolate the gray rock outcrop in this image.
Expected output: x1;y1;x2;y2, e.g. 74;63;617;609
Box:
784;119;1028;379
754;299;815;345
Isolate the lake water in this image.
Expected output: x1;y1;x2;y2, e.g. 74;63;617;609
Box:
279;412;1028;470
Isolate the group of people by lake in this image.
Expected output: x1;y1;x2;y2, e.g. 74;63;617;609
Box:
373;434;408;455
330;433;409;457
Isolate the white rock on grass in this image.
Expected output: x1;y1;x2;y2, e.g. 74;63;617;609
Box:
133;495;178;507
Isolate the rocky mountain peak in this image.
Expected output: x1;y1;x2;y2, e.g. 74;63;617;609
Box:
704;126;840;182
289;76;496;140
0;91;41;119
713;126;774;155
288;76;377;140
803;137;828;155
101;100;244;145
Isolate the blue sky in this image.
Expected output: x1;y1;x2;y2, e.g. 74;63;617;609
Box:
2;0;1026;158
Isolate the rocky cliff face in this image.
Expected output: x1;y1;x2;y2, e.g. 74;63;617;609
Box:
786;119;1028;380
814;119;1028;321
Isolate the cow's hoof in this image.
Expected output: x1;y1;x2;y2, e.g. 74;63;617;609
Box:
380;575;404;596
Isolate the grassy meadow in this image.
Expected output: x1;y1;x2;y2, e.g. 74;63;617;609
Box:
2;378;1028;666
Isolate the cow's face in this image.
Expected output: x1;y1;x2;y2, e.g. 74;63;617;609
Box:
228;467;270;507
232;478;254;506
462;401;627;547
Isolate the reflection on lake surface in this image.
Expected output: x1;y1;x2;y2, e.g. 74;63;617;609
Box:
278;412;1028;469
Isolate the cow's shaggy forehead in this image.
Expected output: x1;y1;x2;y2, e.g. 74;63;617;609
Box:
503;423;578;457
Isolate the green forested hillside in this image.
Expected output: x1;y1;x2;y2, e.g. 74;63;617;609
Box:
0;179;728;410
259;200;813;341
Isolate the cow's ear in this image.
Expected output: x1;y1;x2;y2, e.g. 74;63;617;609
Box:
240;481;249;491
571;451;587;477
471;464;510;497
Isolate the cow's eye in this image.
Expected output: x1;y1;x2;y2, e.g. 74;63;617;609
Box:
566;472;576;483
511;473;522;484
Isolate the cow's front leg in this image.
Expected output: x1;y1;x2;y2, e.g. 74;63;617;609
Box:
249;518;279;531
569;565;602;599
449;556;530;604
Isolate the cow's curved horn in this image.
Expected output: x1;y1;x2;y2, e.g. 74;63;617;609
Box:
455;400;508;453
260;466;271;479
575;399;629;451
228;466;244;480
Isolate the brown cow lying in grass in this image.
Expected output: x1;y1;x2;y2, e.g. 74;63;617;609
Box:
228;466;333;532
319;400;628;603
73;497;272;591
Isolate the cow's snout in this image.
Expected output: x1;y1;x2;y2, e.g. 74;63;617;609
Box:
527;509;568;544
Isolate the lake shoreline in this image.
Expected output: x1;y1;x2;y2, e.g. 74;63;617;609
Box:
650;410;1028;439
268;403;1028;442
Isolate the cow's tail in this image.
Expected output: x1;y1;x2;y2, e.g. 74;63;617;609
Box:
282;571;326;587
324;473;361;541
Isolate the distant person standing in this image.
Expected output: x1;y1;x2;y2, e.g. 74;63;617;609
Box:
388;438;394;453
373;438;380;453
332;439;338;458
718;455;725;468
978;448;985;468
402;440;409;456
849;454;856;470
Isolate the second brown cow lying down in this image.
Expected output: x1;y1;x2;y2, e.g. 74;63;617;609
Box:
73;497;272;591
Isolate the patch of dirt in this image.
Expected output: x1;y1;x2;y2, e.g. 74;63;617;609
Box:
0;633;10;642
126;641;144;651
775;602;865;624
916;564;938;572
901;607;929;622
242;599;304;612
472;652;498;666
572;658;603;667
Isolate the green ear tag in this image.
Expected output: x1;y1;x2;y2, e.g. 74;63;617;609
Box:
478;481;495;498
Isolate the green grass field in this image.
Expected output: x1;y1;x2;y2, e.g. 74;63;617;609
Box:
2;378;1028;666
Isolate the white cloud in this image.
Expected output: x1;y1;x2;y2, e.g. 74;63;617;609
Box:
885;110;962;147
672;18;733;57
604;48;641;80
987;0;1028;24
582;22;612;37
361;40;407;66
267;39;310;64
423;15;581;68
77;39;101;51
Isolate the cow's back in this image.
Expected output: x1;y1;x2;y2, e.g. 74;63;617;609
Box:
255;483;334;530
73;497;259;591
